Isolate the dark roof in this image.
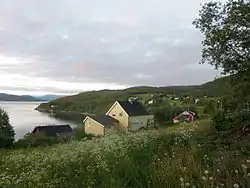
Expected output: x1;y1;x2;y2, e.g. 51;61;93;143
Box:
117;100;151;116
90;115;118;127
32;125;73;137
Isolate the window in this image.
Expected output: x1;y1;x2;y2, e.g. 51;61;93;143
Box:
132;122;140;125
119;112;123;117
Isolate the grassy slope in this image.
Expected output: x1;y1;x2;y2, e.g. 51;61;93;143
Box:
0;121;249;188
36;76;232;115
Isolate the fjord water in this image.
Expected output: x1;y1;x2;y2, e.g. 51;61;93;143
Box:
0;102;78;139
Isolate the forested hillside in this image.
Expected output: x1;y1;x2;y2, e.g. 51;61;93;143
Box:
36;76;231;115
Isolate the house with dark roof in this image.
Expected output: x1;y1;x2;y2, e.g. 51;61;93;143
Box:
83;115;119;135
32;125;74;137
84;100;154;135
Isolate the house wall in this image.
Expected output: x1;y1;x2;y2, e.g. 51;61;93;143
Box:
84;118;104;136
129;115;154;131
106;103;129;132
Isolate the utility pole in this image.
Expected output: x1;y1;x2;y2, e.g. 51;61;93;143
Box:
88;105;91;115
88;105;90;114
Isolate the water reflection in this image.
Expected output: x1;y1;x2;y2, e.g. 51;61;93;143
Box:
0;101;82;139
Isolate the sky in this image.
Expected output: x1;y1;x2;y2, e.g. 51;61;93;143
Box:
0;0;221;96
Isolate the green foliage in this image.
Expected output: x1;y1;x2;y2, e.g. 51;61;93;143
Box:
0;108;15;148
50;111;85;124
14;127;94;149
152;105;183;124
211;111;227;132
203;100;217;115
14;133;66;148
193;0;250;99
212;110;250;132
152;104;198;125
73;127;94;141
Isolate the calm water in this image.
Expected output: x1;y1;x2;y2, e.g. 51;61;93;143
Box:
0;101;79;140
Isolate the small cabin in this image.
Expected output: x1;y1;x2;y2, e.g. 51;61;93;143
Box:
32;125;74;137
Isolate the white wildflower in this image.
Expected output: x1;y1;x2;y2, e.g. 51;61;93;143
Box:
209;177;213;180
242;164;247;169
202;176;206;181
233;183;239;188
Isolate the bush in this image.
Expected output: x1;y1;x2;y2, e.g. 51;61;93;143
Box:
211;111;227;131
153;105;183;124
0;108;15;148
228;111;250;129
73;127;94;140
203;100;217;115
14;127;95;149
212;110;250;132
14;133;63;148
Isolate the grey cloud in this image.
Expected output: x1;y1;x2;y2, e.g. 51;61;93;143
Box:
0;0;219;93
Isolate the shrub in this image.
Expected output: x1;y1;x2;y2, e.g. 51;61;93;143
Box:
228;111;250;129
14;127;95;149
211;111;227;132
0;108;15;148
203;100;217;115
14;133;63;148
73;127;94;140
212;110;250;132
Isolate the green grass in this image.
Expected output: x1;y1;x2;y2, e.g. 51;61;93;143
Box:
0;121;249;188
165;119;211;133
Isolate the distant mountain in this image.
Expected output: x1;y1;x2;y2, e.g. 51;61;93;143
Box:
0;93;42;101
37;95;66;101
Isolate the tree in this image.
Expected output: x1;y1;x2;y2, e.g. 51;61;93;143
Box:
193;0;250;101
0;108;15;148
203;100;217;115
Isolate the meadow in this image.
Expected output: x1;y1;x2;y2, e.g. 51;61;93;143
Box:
0;121;249;188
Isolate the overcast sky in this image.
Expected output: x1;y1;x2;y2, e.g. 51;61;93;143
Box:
0;0;221;96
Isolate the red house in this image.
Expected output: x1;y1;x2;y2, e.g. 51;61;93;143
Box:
173;111;196;124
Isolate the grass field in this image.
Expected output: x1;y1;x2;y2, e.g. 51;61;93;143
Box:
165;119;211;133
0;121;249;188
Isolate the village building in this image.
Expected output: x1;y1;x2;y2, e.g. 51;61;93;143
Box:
32;125;74;137
84;100;154;136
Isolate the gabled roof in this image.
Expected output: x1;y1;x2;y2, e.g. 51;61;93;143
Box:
117;100;151;116
87;115;118;127
173;111;195;120
32;125;73;137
